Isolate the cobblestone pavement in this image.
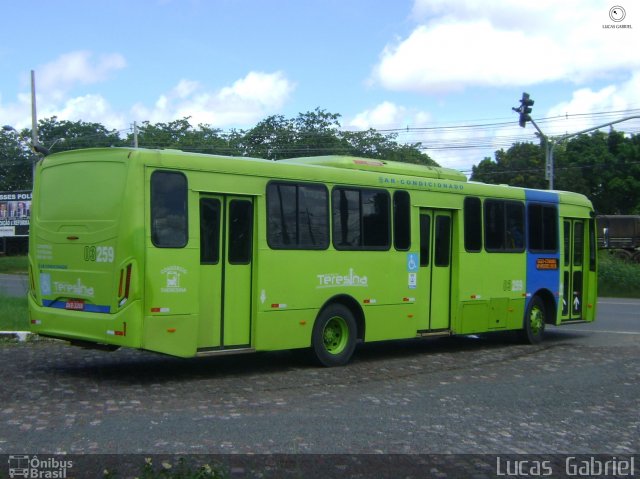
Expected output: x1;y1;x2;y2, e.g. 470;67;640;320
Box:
0;323;638;456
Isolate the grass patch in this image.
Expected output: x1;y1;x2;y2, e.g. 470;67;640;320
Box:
598;251;640;298
0;294;29;331
104;457;229;478
0;255;28;274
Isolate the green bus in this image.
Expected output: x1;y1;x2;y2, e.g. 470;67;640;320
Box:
28;148;597;366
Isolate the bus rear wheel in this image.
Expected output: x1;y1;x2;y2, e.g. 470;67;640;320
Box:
312;304;357;367
520;295;546;344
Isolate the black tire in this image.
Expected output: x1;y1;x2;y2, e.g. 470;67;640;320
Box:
311;304;357;367
519;295;546;344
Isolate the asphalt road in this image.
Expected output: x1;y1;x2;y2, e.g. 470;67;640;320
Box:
0;298;638;463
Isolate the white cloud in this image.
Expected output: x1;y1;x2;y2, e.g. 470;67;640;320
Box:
2;54;295;133
349;101;432;130
375;0;640;92
545;72;640;136
132;71;296;127
52;94;127;131
38;51;126;97
0;51;128;131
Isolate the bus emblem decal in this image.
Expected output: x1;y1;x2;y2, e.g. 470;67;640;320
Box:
161;266;187;293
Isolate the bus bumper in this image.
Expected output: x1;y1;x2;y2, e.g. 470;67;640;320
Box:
28;296;143;350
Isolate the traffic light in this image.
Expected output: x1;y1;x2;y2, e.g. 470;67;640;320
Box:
513;92;534;128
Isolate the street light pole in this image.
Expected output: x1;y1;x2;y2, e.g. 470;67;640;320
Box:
545;115;640;190
31;70;39;148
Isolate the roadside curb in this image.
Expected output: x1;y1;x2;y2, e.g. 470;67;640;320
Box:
0;331;31;342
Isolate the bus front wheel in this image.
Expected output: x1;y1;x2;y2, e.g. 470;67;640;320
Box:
311;304;357;367
520;295;546;344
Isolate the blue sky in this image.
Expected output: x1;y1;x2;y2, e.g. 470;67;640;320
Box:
1;0;639;171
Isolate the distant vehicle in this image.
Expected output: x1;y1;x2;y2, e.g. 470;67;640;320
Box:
596;215;640;263
28;148;597;366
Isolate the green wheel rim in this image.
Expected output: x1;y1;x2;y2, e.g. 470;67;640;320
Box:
529;305;544;335
323;316;349;355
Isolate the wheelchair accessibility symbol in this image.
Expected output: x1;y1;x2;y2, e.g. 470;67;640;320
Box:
407;253;419;272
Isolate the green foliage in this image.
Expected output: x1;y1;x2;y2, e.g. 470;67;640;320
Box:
471;130;640;215
598;251;640;298
0;255;28;274
472;142;546;188
0;294;28;331
0;110;436;190
239;108;437;165
134;118;240;156
38;117;125;152
0;128;32;190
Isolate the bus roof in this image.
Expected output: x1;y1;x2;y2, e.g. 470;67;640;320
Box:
279;155;468;182
42;147;593;208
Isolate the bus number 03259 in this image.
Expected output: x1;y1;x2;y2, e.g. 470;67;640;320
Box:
84;246;114;263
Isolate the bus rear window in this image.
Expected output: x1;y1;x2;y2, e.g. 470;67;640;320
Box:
39;161;126;221
151;171;188;248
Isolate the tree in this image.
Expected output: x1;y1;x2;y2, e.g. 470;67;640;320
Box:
134;117;237;155
555;131;640;214
0;129;31;190
241;114;297;159
240;108;437;165
38;117;125;152
471;131;640;215
471;142;546;188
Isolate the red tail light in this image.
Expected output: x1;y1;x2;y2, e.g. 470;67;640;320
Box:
124;264;132;299
118;264;133;307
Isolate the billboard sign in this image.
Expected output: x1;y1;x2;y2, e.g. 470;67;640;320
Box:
0;190;32;237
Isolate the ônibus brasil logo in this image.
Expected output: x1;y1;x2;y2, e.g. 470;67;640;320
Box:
7;455;73;478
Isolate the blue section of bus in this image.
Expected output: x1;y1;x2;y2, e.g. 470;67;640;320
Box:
525;190;560;314
43;299;110;313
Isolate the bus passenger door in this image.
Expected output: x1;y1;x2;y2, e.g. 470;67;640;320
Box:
561;219;585;321
418;209;453;331
199;195;254;350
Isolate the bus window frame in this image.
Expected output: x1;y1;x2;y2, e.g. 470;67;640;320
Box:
463;196;483;253
528;203;558;254
484;199;525;253
331;186;391;251
266;180;330;251
150;170;189;249
393;190;411;251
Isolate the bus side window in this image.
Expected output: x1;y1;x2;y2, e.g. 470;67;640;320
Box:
464;196;482;252
228;200;253;264
332;187;390;250
266;182;329;250
505;202;525;251
420;215;430;266
200;198;221;264
485;199;524;253
528;204;558;253
151;171;188;248
362;189;390;248
393;191;411;251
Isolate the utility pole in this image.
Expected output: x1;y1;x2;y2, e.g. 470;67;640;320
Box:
30;70;39;148
133;121;139;148
513;92;640;190
545;115;640;190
